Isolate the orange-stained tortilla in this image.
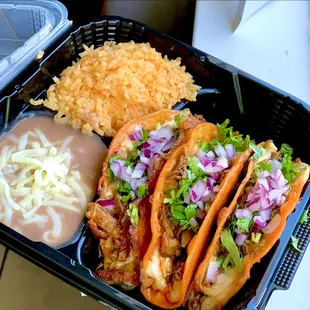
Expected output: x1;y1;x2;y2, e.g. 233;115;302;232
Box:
140;122;252;308
187;142;310;310
86;109;204;289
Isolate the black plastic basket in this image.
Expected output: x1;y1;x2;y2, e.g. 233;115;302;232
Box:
0;16;310;310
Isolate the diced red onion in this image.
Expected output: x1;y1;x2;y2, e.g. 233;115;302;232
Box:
270;159;282;173
196;200;205;211
143;148;152;158
214;143;226;158
253;215;266;228
206;151;215;160
141;141;151;149
247;197;261;212
97;199;115;208
207;177;216;188
206;261;220;284
197;149;207;162
189;217;199;229
235;209;252;219
260;208;272;222
196;208;206;219
110;160;124;178
162;139;175;153
130;176;148;191
259;171;270;179
149;127;173;140
258;177;269;191
225;144;236;159
262;214;281;235
235;233;248;246
131;162;146;179
213;185;220;192
190;180;207;202
203;157;212;167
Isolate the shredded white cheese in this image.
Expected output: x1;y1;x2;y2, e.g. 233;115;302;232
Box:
0;128;90;243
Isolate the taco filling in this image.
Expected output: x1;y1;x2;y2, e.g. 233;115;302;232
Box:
144;121;251;297
203;142;302;288
86;112;202;289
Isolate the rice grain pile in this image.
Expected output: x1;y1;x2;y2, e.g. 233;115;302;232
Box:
30;41;201;136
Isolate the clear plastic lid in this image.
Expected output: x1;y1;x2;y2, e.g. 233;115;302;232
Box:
0;0;72;91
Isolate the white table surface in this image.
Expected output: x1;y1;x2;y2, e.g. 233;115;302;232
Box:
193;1;310;309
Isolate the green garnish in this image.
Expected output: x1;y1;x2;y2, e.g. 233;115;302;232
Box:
236;217;252;234
117;182;132;202
220;229;243;272
291;236;302;253
174;114;185;127
280;143;299;183
251;232;262;244
222;255;231;272
205;202;211;212
108;168;114;183
142;127;148;141
137;184;148;198
156;122;161;130
170;203;198;232
299;210;309;224
199;119;250;154
249;143;267;160
216;256;225;265
109;154;121;164
127;203;139;227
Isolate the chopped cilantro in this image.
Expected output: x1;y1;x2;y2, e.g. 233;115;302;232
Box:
174;114;185;127
108;168;114;183
249;143;267;160
142;127;148;141
156;122;161;130
251;232;262;244
257;161;272;173
127;203;139;227
137;184;147;197
299;210;309;225
117;181;132;202
280;143;299;183
109;154;121;164
291;236;302;253
236;217;252;234
220;229;243;272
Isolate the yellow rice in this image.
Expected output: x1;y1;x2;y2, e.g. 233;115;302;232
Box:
30;41;201;136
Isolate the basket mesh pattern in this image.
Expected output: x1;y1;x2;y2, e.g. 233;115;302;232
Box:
274;200;310;289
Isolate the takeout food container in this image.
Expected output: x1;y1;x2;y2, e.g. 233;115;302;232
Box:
0;0;72;92
0;16;310;310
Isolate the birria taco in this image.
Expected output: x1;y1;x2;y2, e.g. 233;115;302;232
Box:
186;141;309;310
140;120;252;308
86;109;204;289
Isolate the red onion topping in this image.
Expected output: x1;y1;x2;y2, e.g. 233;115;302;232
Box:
206;261;220;284
235;233;248;246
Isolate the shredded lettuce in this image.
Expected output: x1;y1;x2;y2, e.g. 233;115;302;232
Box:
291;235;301;253
220;229;243;272
299;210;309;225
280;143;300;183
174;114;185;127
199;119;251;153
